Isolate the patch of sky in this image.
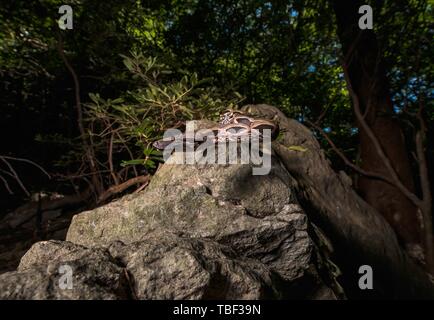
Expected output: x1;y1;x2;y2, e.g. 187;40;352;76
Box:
290;9;299;17
307;65;316;73
407;92;418;102
255;7;262;18
164;20;174;29
392;76;430;107
393;105;402;114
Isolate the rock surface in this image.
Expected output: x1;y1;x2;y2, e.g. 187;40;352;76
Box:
66;151;312;282
0;240;129;299
0;121;339;300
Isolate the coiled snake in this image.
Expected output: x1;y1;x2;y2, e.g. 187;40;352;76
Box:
153;109;279;150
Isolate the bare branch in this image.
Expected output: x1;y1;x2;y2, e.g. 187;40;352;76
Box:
57;35;103;195
0;174;13;195
0;155;50;179
97;175;150;204
306;120;400;185
108;131;120;185
341;63;422;208
0;157;30;196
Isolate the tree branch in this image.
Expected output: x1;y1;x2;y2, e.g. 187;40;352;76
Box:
0;156;50;179
306;120;401;185
56;35;103;195
341;62;422;208
0;157;30;196
97;175;150;204
0;174;13;195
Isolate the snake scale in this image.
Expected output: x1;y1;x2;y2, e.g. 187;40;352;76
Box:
153;110;279;150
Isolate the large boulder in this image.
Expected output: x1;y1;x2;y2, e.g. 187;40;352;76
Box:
66;151;312;282
0;121;341;300
0;240;129;299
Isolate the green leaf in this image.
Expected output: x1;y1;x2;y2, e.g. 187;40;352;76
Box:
121;159;145;167
288;145;308;152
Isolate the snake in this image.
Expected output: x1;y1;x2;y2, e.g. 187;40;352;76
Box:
153;109;279;150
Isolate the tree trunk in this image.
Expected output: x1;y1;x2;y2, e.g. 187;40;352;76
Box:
331;0;421;250
243;104;434;298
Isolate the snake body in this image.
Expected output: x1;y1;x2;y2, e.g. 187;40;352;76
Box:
153;110;279;150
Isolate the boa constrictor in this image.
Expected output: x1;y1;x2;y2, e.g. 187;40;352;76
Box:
153;110;279;150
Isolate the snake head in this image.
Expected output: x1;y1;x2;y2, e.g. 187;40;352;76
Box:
219;109;245;125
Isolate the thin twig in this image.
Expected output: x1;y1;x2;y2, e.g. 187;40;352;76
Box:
0;174;13;194
0;157;30;196
108;131;120;185
53;170;112;180
306;120;398;184
115;131;139;177
97;175;150;204
0;155;50;179
57;34;103;195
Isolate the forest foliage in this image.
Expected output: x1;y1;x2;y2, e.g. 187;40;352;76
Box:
0;0;432;209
